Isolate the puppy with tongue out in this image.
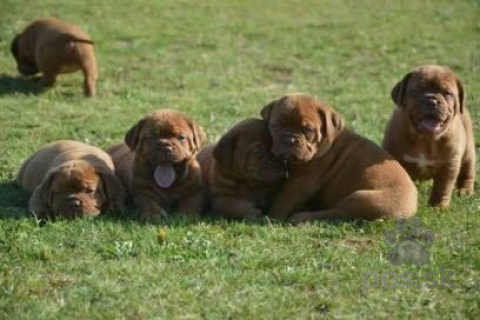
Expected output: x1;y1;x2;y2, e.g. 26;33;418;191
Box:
107;109;206;221
383;65;475;208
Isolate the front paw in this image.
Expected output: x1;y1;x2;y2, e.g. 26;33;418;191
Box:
288;211;314;225
428;196;450;208
458;186;474;196
140;207;168;222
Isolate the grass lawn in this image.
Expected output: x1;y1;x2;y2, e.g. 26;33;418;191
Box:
0;0;479;319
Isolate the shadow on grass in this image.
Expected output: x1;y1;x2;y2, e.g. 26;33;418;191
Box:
0;180;31;220
0;74;45;96
0;180;371;228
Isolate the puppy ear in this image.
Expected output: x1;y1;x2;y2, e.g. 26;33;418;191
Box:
260;99;278;122
456;77;466;114
189;120;206;152
97;168;126;213
124;119;146;151
213;129;238;168
10;35;20;58
319;106;345;144
391;72;413;107
28;171;56;219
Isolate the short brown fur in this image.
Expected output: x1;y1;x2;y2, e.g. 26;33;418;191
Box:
383;65;475;207
11;18;98;96
262;93;417;223
199;119;287;219
106;109;206;221
17;140;125;219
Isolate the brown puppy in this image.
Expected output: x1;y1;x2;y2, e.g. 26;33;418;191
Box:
383;65;475;207
17;140;125;219
261;93;417;223
11;18;98;96
199;119;287;219
106;109;205;221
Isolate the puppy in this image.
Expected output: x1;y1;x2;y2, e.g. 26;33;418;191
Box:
17;140;125;219
199;119;287;219
11;18;98;96
106;109;205;221
383;65;475;207
261;93;417;223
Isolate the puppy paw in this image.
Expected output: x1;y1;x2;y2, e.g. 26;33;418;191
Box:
458;186;474;196
428;197;450;208
288;211;314;225
140;208;168;223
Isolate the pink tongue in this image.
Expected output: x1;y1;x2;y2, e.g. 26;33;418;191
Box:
154;164;176;188
420;118;442;133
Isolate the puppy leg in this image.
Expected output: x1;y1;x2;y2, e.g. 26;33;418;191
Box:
133;194;168;222
40;72;57;87
429;163;461;207
456;142;476;195
212;197;262;220
268;175;319;220
178;193;205;218
289;189;416;224
80;57;97;97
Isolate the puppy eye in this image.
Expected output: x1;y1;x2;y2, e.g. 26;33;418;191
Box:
178;134;187;141
444;90;453;97
86;188;95;195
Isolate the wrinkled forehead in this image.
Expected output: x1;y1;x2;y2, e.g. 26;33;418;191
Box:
52;166;100;190
273;99;320;128
410;68;457;91
144;114;191;136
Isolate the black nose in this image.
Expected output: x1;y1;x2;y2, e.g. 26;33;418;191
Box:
283;135;300;147
425;99;438;110
161;145;173;155
67;198;81;208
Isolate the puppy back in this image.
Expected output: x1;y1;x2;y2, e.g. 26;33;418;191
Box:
17;140;114;192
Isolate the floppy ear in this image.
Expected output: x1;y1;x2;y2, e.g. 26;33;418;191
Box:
319;106;345;144
213;129;238;168
97;168;126;213
124;119;146;151
28;171;56;219
391;72;413;107
260;99;278;122
189;120;206;152
10;35;20;59
455;77;466;114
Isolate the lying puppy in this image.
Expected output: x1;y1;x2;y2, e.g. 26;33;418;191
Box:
383;65;475;207
199;119;287;219
106;109;205;221
17;140;125;219
11;18;98;96
261;93;417;223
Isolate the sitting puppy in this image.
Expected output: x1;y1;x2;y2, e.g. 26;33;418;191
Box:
261;93;417;223
10;18;98;96
106;109;206;221
17;140;125;219
199;119;287;219
383;65;475;207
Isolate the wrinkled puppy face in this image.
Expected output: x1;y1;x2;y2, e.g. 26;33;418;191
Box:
261;94;344;163
10;34;38;76
125;109;205;188
46;163;105;218
391;65;465;135
214;119;286;182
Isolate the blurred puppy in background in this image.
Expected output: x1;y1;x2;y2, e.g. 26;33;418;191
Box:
11;18;98;96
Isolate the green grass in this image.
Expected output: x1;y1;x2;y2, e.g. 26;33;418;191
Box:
0;0;479;319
